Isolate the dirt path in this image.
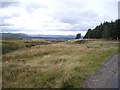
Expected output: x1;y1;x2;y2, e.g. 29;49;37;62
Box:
84;54;119;88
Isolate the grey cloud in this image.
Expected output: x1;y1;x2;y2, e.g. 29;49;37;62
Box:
2;26;25;32
80;11;98;19
59;18;79;24
55;10;99;31
1;16;11;19
0;0;117;35
1;2;18;8
2;27;16;32
25;3;48;13
118;1;120;19
0;19;13;27
54;12;81;25
57;29;87;31
54;3;99;23
0;23;12;26
1;13;19;19
63;0;84;9
52;0;102;30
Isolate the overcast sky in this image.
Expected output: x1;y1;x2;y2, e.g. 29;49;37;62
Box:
0;0;119;36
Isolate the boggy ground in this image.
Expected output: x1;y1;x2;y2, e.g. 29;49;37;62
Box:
2;39;119;88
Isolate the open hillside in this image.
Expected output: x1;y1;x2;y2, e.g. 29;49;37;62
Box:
2;39;119;88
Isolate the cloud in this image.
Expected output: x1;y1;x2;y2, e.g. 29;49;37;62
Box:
0;22;12;26
1;2;18;8
1;0;119;36
118;1;120;19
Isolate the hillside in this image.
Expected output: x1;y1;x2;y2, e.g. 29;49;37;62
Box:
1;33;76;40
2;39;119;88
1;33;30;38
30;34;76;39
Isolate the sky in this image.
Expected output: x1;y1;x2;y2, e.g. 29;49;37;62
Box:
118;1;120;19
0;0;119;36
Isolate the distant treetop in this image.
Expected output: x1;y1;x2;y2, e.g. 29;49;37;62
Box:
75;33;81;39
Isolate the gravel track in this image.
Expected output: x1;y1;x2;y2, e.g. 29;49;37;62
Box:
84;54;119;88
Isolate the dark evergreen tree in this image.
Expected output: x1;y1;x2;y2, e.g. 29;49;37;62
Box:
75;33;81;39
84;29;92;38
84;19;120;40
113;19;120;39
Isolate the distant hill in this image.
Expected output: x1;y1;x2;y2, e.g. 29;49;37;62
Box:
1;33;30;38
1;33;77;40
30;34;76;39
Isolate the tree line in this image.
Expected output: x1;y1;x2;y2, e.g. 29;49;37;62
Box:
83;19;120;40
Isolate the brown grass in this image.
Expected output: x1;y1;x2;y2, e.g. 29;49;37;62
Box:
2;39;119;88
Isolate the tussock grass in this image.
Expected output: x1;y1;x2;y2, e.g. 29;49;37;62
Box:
2;39;119;88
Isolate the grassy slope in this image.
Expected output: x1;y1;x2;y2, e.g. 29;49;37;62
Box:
2;39;119;88
2;38;52;54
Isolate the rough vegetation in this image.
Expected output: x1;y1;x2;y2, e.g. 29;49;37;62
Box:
2;39;119;88
2;39;53;54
